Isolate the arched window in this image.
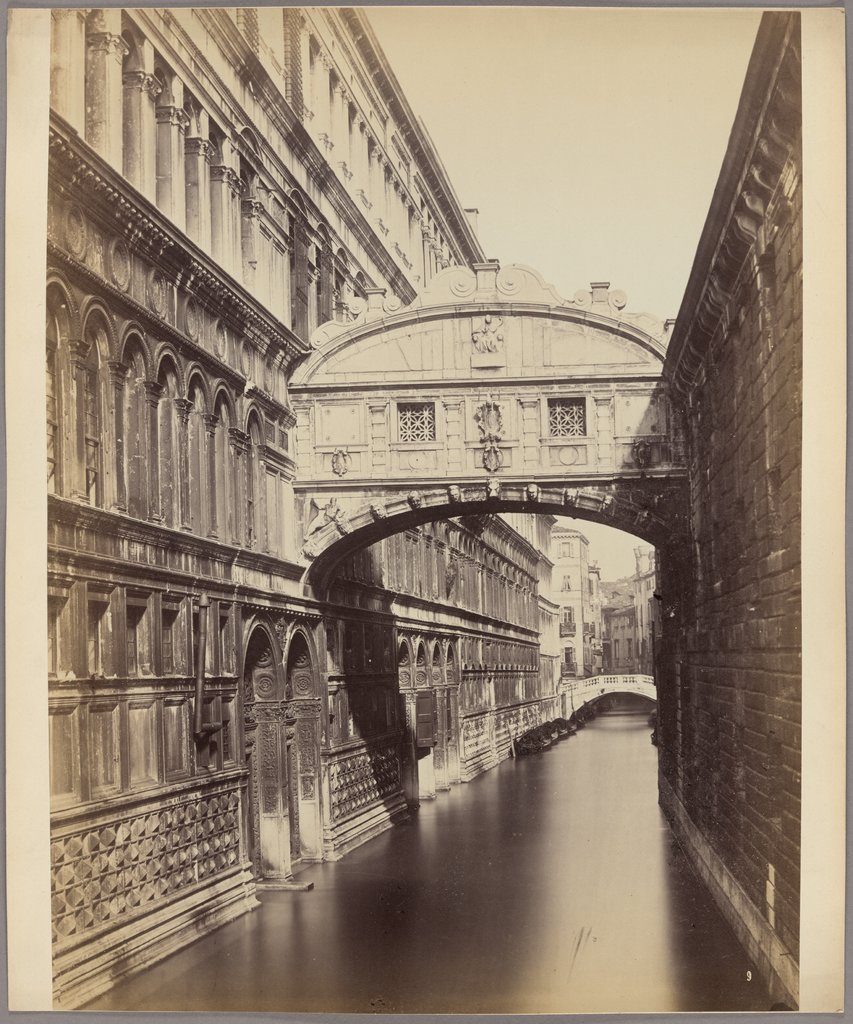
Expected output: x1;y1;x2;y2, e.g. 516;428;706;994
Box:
246;414;262;548
81;318;106;507
124;342;148;518
187;380;207;535
158;360;180;527
45;288;71;495
214;394;234;543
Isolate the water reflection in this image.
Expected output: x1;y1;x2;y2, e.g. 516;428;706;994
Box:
87;710;770;1013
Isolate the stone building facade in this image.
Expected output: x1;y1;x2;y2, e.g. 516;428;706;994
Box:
550;525;602;683
657;12;802;1008
600;545;659;675
45;7;560;1008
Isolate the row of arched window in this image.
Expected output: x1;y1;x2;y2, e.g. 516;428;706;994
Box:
47;278;291;557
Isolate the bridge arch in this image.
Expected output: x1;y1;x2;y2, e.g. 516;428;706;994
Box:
299;480;685;592
289;260;688;594
567;674;658;716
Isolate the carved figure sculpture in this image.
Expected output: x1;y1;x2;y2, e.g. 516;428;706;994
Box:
471;314;504;354
305;497;346;537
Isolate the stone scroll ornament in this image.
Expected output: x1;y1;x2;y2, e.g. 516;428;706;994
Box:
475;398;504;473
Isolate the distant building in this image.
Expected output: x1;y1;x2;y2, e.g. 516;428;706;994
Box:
600;546;659;675
550;525;602;681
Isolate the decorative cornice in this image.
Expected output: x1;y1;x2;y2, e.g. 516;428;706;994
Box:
49;117;311;373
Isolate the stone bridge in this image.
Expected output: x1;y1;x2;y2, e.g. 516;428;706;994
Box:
565;674;657;712
289;262;687;588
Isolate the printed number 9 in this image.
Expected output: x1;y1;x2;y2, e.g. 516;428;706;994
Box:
746;971;752;982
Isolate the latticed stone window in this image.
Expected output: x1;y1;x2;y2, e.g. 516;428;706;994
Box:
548;397;586;437
398;402;436;443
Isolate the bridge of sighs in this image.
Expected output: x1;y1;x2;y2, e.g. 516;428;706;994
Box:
288;261;688;589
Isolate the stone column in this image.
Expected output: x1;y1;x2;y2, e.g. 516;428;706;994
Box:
330;81;348;164
354;118;370;195
204;414;219;538
314;54;333;152
373;154;389;234
422;224;434;282
123;69;160;200
228;168;246;279
85;12;127;171
174;397;192;531
229;428;249;545
107;360;128;511
51;9;87;133
185;136;212;250
241;197;263;294
280;237;293;329
144;381;164;522
408;204;421;273
402;692;420;808
210;165;242;277
155;98;189;229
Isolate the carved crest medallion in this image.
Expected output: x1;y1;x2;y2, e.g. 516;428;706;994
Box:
331;448;351;477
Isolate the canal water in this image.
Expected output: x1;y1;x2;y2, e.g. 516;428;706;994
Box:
87;711;771;1013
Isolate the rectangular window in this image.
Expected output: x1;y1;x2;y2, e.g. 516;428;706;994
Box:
126;599;148;676
548;397;586;438
221;697;235;764
219;608;232;675
87;599;108;677
162;605;179;675
398;402;436;443
48;597;62;676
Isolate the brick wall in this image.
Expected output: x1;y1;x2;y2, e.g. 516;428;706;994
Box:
660;12;801;1007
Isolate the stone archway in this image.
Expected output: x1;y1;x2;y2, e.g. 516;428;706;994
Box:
242;622;320;887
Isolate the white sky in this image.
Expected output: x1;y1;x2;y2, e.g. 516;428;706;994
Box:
369;6;762;321
369;7;761;577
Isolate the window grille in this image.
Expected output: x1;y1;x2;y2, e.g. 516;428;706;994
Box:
398;402;436;443
548;397;586;437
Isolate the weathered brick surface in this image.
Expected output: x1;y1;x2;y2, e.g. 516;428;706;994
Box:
659;13;802;1001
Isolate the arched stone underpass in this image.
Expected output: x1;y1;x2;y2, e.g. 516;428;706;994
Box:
299;483;686;594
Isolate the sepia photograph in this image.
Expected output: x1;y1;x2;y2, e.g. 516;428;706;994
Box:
4;3;846;1015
